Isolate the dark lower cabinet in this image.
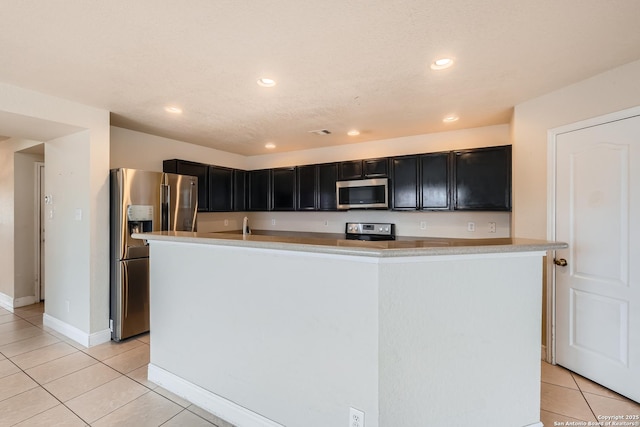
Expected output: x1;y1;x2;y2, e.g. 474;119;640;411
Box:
208;166;233;212
233;170;247;211
248;169;270;211
297;165;317;210
272;168;296;211
391;156;419;210
163;159;209;212
454;145;511;210
318;163;338;210
421;152;451;210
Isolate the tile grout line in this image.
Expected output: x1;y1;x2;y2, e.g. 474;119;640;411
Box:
569;371;600;422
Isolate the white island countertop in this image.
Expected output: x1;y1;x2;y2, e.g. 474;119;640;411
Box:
135;230;567;257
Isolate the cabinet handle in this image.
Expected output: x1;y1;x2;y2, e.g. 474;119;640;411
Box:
553;258;568;267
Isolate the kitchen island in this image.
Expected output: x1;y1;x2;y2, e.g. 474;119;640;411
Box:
137;230;566;427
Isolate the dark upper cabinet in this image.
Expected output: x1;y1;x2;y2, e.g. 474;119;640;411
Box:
318;163;338;211
391;156;419;210
453;145;511;211
208;166;233;212
248;169;271;211
421;152;451;210
233;170;247;211
339;158;388;180
297;165;317;210
272;167;296;211
163;159;209;212
363;158;389;178
339;160;363;180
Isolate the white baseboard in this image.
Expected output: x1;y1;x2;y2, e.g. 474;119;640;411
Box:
148;364;284;427
43;314;111;348
0;292;14;312
14;295;38;308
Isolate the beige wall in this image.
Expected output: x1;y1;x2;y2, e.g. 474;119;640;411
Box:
512;59;640;239
512;59;640;349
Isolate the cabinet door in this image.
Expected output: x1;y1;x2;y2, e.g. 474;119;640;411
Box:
233;170;247;211
297;165;317;210
163;160;209;212
318;163;338;211
339;160;363;180
391;156;419;210
454;146;511;210
421;152;451;210
364;158;389;177
248;169;271;211
271;168;296;211
208;166;233;211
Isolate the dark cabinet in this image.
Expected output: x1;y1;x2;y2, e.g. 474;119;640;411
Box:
248;169;271;211
421;152;451;210
318;163;338;210
208;166;233;212
363;158;389;177
391;153;451;210
339;160;363;180
391;156;419;210
272;167;296;211
233;170;247;211
163;159;209;212
297;165;317;210
339;158;388;180
453;146;511;211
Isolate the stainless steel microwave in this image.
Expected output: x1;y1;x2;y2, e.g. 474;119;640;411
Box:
336;178;389;210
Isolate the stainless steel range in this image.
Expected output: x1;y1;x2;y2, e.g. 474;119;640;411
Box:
345;222;396;241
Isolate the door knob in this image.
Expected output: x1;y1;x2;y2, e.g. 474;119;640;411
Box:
553;258;568;267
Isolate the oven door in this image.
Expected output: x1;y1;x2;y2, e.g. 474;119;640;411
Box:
336;178;388;209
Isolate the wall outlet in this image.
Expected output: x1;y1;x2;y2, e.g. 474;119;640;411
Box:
488;222;496;233
324;220;329;226
467;222;476;232
65;300;70;313
271;219;276;226
349;407;365;427
419;221;427;230
224;219;229;226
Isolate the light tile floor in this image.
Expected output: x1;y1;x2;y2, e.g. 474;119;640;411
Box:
2;303;639;426
0;303;234;427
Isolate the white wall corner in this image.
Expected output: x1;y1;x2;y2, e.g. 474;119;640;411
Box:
0;292;14;312
43;313;110;348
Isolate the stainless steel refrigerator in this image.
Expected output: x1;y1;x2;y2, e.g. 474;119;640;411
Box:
110;168;198;341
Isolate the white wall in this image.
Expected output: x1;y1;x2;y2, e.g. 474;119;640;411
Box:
512;59;640;239
110;127;247;171
0;138;42;308
1;82;110;343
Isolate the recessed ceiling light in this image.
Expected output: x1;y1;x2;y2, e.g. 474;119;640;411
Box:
164;106;182;114
347;130;360;136
430;58;454;71
443;115;459;123
257;78;276;88
265;142;276;149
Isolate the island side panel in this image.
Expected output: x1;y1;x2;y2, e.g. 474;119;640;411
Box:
148;240;380;427
378;253;544;427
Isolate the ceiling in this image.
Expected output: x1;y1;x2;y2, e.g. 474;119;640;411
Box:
2;1;640;156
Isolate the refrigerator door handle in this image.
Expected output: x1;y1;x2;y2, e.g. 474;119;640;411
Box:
161;183;170;231
190;180;197;232
122;262;129;318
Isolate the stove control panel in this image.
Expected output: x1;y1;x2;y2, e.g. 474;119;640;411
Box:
346;222;395;236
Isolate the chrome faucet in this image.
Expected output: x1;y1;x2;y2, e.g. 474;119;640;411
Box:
242;216;251;237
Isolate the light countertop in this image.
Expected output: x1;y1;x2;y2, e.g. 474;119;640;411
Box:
135;229;567;258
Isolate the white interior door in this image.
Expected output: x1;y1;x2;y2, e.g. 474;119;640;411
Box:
555;114;640;402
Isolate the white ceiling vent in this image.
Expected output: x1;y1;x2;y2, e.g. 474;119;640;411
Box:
308;129;331;135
